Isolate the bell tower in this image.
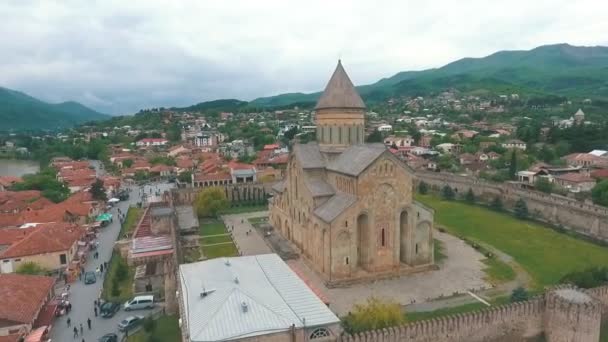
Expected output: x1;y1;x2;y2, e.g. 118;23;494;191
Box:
315;60;366;151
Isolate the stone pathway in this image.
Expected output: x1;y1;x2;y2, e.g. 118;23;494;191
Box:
222;211;271;255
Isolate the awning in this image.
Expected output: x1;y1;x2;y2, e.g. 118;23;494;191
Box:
96;213;113;221
108;198;120;203
24;326;48;342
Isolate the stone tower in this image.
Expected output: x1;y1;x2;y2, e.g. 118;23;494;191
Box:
315;60;366;151
544;287;601;342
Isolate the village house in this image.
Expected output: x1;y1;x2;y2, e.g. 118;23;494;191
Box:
0;223;84;274
501;139;527;150
436;143;462;154
384;135;414;147
136;138;168;147
553;173;597;193
0;274;55;341
167;145;191;158
562;153;608;168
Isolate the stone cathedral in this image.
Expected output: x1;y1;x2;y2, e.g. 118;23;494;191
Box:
269;61;434;285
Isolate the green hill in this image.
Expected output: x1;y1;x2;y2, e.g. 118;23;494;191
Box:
248;43;608;108
0;87;109;131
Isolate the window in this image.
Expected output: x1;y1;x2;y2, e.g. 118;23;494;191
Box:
310;328;331;339
415;243;419;254
381;228;386;247
345;221;348;227
60;254;67;265
345;257;349;265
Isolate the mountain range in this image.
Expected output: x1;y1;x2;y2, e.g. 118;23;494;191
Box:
246;44;608;109
0;87;108;131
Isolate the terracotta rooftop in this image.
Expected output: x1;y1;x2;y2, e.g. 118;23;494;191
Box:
0;274;55;325
0;176;22;188
591;169;608;179
555;172;595;183
315;60;365;110
0;227;37;246
0;223;84;259
193;172;232;182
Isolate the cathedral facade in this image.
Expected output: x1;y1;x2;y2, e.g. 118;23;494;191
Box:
269;61;434;284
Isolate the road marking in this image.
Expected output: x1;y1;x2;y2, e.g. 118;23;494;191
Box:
467;291;491;306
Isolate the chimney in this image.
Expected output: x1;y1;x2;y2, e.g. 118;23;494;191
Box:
241;301;248;313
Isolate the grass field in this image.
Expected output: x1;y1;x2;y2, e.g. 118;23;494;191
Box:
102;252;135;303
407;296;510;322
120;206;142;237
482;258;516;283
416;194;608;287
199;218;239;259
127;315;181;342
201;234;233;244
219;204;267;214
199;218;228;235
203;242;239;259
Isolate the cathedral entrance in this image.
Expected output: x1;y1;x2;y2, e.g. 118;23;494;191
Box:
357;213;370;270
399;210;408;263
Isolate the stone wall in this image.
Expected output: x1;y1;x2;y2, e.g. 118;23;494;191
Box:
171;182;271;206
414;171;608;242
337;285;608;342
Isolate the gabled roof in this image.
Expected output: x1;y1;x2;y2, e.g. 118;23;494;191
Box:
0;223;83;259
313;192;357;223
179;254;339;342
315;60;365;110
0;274;55;325
293;143;326;169
305;178;335;197
327;143;387;176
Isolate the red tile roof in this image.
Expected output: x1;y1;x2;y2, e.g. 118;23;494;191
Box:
193;172;232;182
555;172;595;183
591;169;608;179
0;334;22;342
263;144;280;150
227;160;255;171
0;274;55;325
0;176;22;188
0;227;37;246
0;223;84;259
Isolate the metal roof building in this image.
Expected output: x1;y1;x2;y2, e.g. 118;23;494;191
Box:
178;254;340;342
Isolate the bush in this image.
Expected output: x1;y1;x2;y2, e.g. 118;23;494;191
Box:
464;188;475;203
418;181;428;195
15;262;48;275
591;180;608;207
514;198;529;219
490;196;503;211
342;297;406;334
510;286;529;302
560;266;608;289
115;259;128;281
111;278;120;297
441;185;455;200
195;187;229;218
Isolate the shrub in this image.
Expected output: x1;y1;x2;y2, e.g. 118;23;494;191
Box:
111;278;120;297
418;181;428;195
514;198;529;219
511;286;529;302
342;297;406;334
441;185;455;200
464;188;475;203
560;266;608;289
490;196;503;211
143;317;157;332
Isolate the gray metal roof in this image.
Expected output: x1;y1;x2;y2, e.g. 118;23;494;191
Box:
313;192;357;223
179;254;339;342
306;178;335;197
151;206;173;217
294;143;326;169
315;60;366;110
327;143;387;176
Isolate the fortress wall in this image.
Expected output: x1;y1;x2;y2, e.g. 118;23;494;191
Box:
414;171;608;242
171;183;271;206
338;297;545;342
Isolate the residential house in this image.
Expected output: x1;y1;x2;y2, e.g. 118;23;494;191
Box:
554;173;596;192
150;165;175;178
136;138;168;147
591;169;608;181
459;153;476;165
562;153;608;168
178;254;340;342
0;274;55;340
479;141;496;150
383;135;414;148
0;223;84;273
501;139;527;150
167;145;191;158
436;143;462;154
377;124;393;132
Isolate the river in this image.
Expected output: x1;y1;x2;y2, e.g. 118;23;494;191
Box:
0;159;40;177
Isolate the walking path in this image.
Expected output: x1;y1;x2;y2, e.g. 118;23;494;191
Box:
222;211;270;255
50;165;174;341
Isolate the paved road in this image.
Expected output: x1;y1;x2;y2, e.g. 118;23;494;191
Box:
222;211;270;256
51;173;174;341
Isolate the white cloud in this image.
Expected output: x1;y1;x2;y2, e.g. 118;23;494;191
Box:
0;0;607;114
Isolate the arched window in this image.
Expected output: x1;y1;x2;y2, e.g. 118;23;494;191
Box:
310;328;331;339
381;228;386;247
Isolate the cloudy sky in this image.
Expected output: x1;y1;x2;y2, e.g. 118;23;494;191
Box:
1;0;607;115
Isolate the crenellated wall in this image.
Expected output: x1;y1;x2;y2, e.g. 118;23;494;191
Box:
171;182;272;206
337;285;608;342
414;171;608;242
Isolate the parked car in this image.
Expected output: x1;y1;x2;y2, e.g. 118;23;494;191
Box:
84;271;96;284
118;315;143;332
98;333;118;342
100;302;120;318
124;295;155;311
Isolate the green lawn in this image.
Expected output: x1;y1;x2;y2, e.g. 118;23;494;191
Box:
219;204;268;214
407;296;510;322
247;216;268;226
482;258;516;284
120;206;143;238
127;315;182;342
199;219;228;236
416;194;608;287
201;235;233;245
102;252;135;303
203;242;239;259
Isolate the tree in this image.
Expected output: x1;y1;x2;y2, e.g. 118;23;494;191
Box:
508;150;517;180
514;198;529;219
535;177;554;193
366;129;383;143
560;266;608;289
143;317;157;333
283;126;299;141
441;185;455;200
491;196;503;211
510;286;529;302
122;159;134;168
464;188;475;203
591;180;608;207
178;171;192;184
437;154;455;171
342;297;406;334
89;178;107;201
15;262;47;275
418;181;428;195
195;187;229;218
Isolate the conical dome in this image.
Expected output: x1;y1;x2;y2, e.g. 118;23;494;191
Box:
315;60;366;110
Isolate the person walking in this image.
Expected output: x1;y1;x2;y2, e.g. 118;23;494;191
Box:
79;323;83;335
87;317;91;330
67;317;71;327
100;264;104;273
73;326;78;338
94;306;98;317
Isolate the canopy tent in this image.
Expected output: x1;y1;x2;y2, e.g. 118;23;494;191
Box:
25;326;49;342
96;213;113;222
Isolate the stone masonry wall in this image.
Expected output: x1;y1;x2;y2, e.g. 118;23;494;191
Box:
171;182;272;206
337;285;608;342
414;171;608;242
